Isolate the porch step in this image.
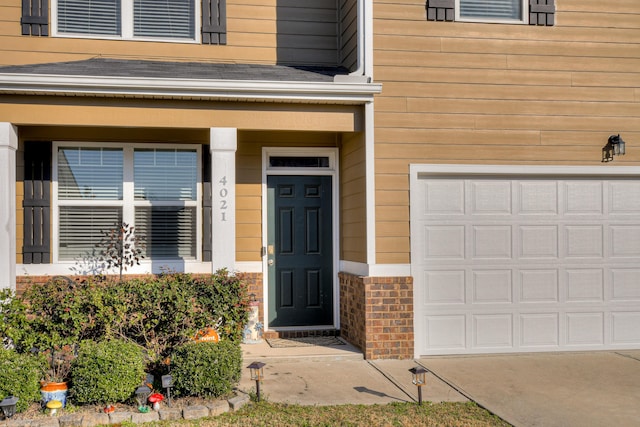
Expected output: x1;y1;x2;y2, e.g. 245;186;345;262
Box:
262;329;340;340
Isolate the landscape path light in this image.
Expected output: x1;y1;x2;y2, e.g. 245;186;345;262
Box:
135;385;151;412
409;366;428;405
162;374;173;407
247;361;266;402
0;396;18;418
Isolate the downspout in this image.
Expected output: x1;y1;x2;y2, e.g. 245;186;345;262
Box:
335;0;370;83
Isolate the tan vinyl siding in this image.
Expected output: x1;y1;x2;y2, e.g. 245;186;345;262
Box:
340;131;366;263
0;0;339;67
373;0;640;264
236;130;340;262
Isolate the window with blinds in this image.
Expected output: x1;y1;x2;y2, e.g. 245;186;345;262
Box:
57;0;121;35
459;0;524;21
54;0;196;40
55;144;200;262
134;0;195;39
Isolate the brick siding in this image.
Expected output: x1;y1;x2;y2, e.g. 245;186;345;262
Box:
340;272;414;360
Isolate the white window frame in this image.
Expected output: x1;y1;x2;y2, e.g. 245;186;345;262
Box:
52;141;202;265
456;0;528;24
51;0;201;43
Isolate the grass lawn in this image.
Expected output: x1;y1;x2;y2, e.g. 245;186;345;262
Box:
156;401;511;426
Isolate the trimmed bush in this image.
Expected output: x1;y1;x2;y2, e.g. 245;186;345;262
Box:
171;340;242;398
0;270;249;364
0;349;45;412
70;339;145;405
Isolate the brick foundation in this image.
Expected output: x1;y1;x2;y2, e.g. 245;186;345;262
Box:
339;272;414;360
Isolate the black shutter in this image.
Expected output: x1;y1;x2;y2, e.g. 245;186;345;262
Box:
529;0;555;26
23;141;51;264
426;0;454;22
21;0;49;36
202;148;212;262
202;0;226;45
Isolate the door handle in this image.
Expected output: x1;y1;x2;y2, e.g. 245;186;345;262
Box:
268;259;274;266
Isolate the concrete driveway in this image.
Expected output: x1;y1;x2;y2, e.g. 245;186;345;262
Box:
420;351;640;427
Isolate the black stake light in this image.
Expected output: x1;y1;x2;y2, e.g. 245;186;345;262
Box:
409;366;427;405
0;396;19;419
162;374;173;407
247;361;266;402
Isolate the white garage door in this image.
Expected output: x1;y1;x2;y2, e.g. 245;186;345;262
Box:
411;165;640;356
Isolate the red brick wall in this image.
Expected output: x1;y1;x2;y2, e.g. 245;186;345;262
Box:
340;272;414;360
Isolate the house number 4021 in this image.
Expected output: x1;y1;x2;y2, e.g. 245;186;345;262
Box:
219;176;228;221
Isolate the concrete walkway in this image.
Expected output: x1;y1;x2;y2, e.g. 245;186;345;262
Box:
240;340;640;427
238;339;467;405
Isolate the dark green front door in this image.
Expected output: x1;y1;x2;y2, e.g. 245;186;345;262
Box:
267;175;333;327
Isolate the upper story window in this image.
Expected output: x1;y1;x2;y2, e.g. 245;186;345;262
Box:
457;0;526;23
426;0;555;26
53;0;196;41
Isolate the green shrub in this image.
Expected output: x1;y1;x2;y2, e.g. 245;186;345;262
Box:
0;349;46;412
171;340;242;398
0;270;250;364
70;339;145;405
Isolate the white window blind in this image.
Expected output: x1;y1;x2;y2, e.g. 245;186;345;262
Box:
58;147;123;200
59;206;123;260
134;0;195;39
57;0;121;35
460;0;522;20
134;149;197;201
135;207;197;259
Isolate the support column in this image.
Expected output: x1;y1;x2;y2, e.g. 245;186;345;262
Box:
210;128;237;272
0;123;17;291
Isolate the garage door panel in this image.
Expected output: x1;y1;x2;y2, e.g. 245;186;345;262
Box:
472;225;512;259
518;181;559;215
611;269;640;301
424;315;466;350
520;313;560;348
412;171;640;356
611;312;640;344
565;181;604;214
473;314;513;349
610;226;640;258
472;270;513;304
610;182;640;213
565;269;604;302
566;312;604;346
471;181;512;214
424;270;465;304
424;225;465;259
565;225;604;258
519;225;559;258
520;269;559;303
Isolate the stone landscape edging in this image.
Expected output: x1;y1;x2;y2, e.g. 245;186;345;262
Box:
0;395;251;427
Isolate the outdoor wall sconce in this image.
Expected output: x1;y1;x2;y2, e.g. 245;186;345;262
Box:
409;366;427;405
0;396;19;418
247;361;266;402
602;134;626;162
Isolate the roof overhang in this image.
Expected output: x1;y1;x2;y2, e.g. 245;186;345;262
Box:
0;73;382;104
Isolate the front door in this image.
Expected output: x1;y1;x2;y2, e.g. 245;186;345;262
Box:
267;175;333;327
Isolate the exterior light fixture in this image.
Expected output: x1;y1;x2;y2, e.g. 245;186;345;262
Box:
0;396;19;418
135;385;151;412
602;134;626;162
247;361;266;402
408;366;428;405
162;374;173;407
